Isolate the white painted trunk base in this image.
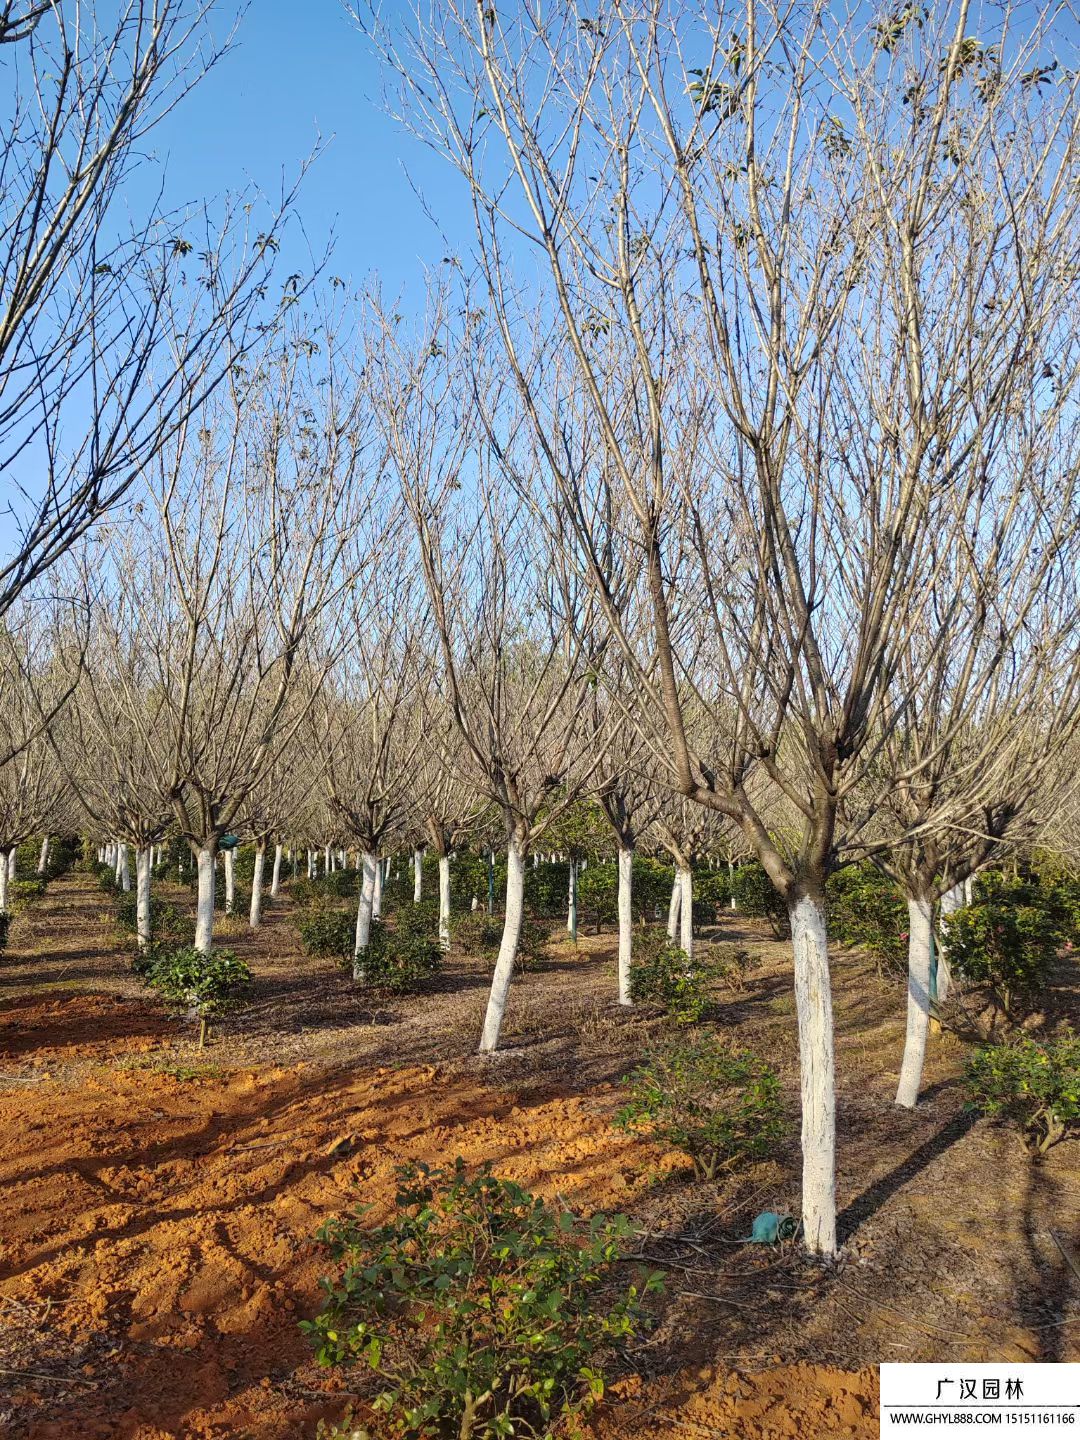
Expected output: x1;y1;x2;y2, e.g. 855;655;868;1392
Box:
37;836;49;875
438;854;451;951
789;895;837;1258
480;840;526;1053
353;851;377;978
250;845;266;928
567;860;578;942
223;850;235;914
679;866;693;959
136;846;152;950
896;897;933;1109
119;844;131;893
666;876;681;940
413;849;422;902
195;849;215;952
617;847;633;1005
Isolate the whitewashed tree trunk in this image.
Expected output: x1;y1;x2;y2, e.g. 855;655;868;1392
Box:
729;860;737;910
666;874;681;940
937;883;964;1003
618;846;633;1005
413;848;423;901
896;896;934;1109
118;843;131;893
223;849;236;914
789;894;837;1258
353;851;377;977
964;875;974;905
679;865;693;959
438;854;451;951
270;843;284;899
372;856;383;920
37;836;49;875
250;843;266;928
195;849;216;952
113;844;123;885
567;859;578;942
480;838;526;1053
0;851;10;911
325;843;332;873
135;845;152;951
532;853;539;869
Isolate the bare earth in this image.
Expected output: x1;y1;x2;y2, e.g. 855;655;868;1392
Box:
1;870;1078;1439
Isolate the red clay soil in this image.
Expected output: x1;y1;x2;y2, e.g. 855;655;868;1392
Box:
1;870;1077;1438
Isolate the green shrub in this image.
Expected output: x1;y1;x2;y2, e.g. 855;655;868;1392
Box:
299;907;355;963
730;863;790;938
8;878;45;907
0;911;10;956
524;859;571;918
826;862;907;975
693;869;732;927
293;870;361;906
616;1035;785;1180
145;945;252;1044
943;879;1064;1024
629;927;719;1022
965;1031;1080;1155
455;909;550;972
302;1159;660;1440
395;898;441;940
94;862;119;893
575;856;681;931
360;919;441;994
115;894;195;946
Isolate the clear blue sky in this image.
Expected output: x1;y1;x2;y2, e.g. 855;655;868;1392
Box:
142;1;468;305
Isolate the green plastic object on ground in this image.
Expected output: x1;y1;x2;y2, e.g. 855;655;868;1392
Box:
745;1210;797;1243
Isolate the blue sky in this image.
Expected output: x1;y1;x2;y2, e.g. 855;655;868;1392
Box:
147;1;468;298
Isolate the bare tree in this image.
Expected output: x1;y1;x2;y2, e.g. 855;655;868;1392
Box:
0;2;310;616
366;0;1080;1254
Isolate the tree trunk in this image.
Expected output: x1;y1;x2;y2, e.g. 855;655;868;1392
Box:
413;848;423;901
729;860;737;910
271;842;284;899
135;845;152;951
438;854;451;951
567;859;578;943
618;846;633;1005
372;855;383;920
118;843;131;893
937;883;964;1003
37;836;49;875
666;875;681;940
250;842;266;928
223;849;236;914
679;865;693;959
789;893;837;1258
479;838;526;1053
353;851;377;977
195;848;216;952
0;850;10;911
963;875;974;905
895;896;934;1109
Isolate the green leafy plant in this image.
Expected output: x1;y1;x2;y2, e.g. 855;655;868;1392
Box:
302;1159;660;1440
943;876;1064;1027
293;870;361;906
115;893;195;947
455;910;550;972
0;911;10;956
825;862;907;976
629;927;718;1022
299;906;356;963
730;863;790;938
616;1035;785;1180
361;919;441;994
145;945;252;1046
965;1031;1080;1155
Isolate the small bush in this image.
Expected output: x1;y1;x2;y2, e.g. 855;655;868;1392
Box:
965;1031;1080;1155
299;907;355;963
826;863;907;976
115;894;195;946
616;1035;785;1180
8;878;45;908
455;909;550;972
730;863;790;938
293;870;360;906
145;945;251;1043
302;1159;660;1440
629;927;718;1022
395;898;441;940
361;919;441;994
943;880;1063;1026
0;911;10;956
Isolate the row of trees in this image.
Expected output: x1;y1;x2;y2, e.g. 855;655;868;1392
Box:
3;0;1079;1261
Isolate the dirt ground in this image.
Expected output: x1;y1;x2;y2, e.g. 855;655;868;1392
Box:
1;871;1078;1439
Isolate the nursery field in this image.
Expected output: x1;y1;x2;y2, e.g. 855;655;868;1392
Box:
2;871;1079;1440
